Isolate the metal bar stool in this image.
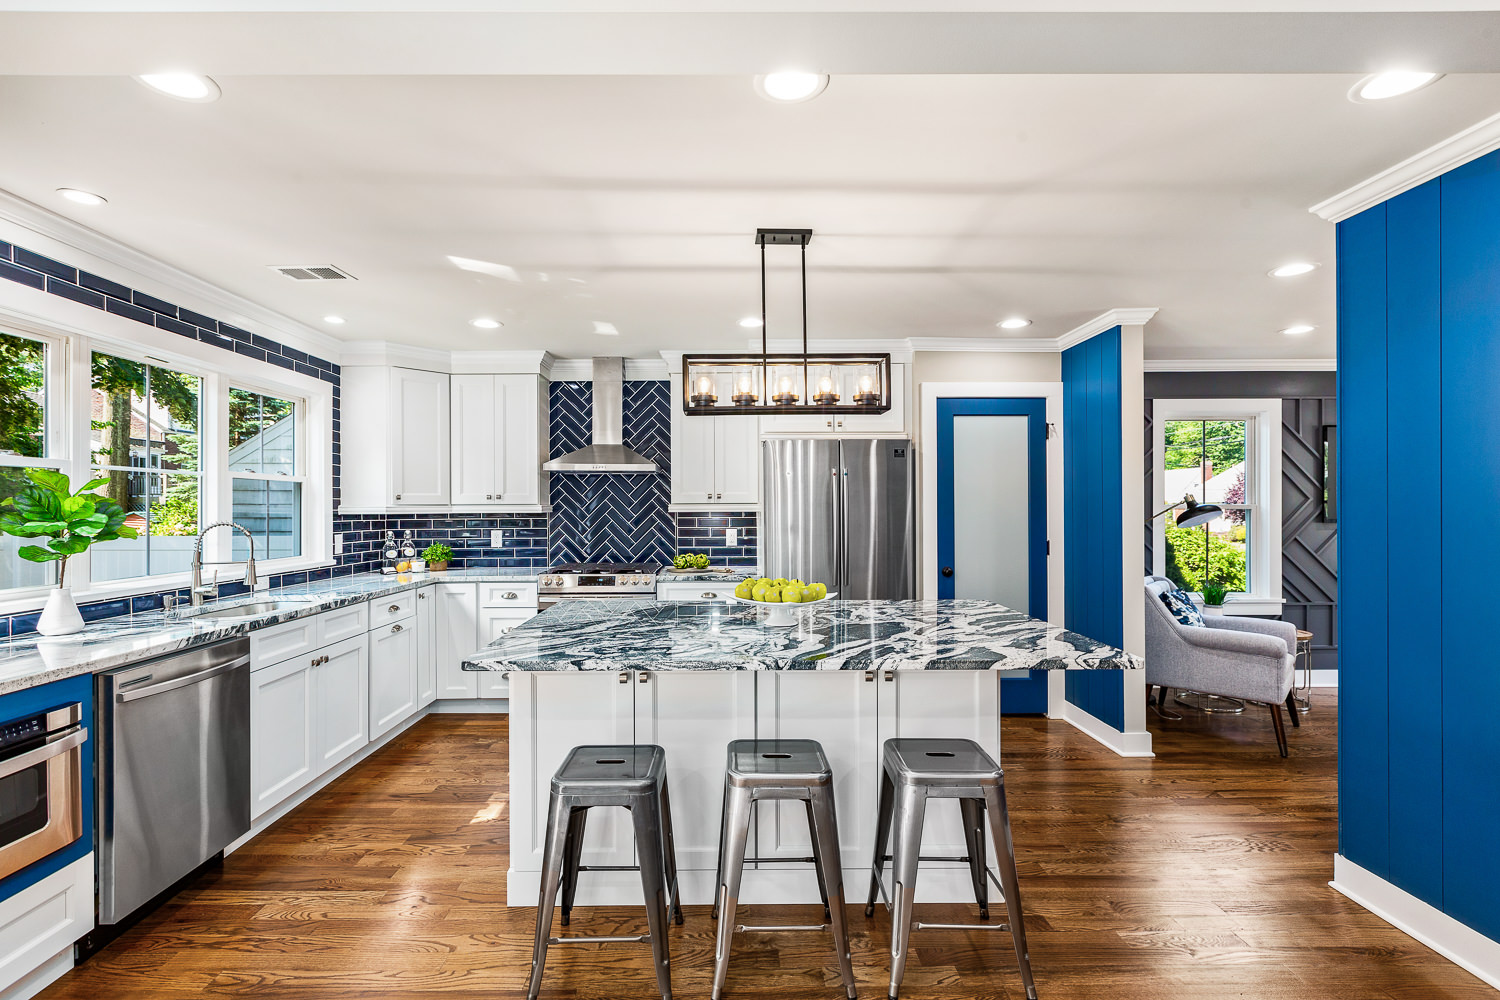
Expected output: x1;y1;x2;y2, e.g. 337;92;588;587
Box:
527;744;683;1000
864;738;1037;1000
711;738;858;1000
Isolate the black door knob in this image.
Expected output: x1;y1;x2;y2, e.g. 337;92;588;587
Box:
941;566;954;577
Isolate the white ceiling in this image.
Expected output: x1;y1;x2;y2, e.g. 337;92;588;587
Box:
1;70;1498;360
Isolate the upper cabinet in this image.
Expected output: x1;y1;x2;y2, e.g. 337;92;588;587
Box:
451;374;549;509
760;362;909;436
339;366;548;514
669;372;759;509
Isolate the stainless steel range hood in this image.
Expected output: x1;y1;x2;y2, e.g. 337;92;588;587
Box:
542;358;659;473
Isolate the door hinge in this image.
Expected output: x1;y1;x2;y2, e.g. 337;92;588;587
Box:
1046;540;1051;555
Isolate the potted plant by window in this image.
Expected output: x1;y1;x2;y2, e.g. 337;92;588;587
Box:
0;469;138;635
1201;580;1229;615
422;542;452;572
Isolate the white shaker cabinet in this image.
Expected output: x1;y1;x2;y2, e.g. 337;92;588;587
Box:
669;372;760;508
451;373;549;509
250;655;315;819
416;586;437;708
311;635;369;774
435;582;480;699
338;365;451;511
477;609;533;699
369;618;418;739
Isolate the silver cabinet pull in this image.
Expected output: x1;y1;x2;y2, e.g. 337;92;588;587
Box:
884;669;894;682
391;624;403;633
395;493;402;500
865;671;875;683
702;592;716;599
503;591;518;600
388;604;401;613
418;592;427;600
638;671;649;684
706;492;712;500
619;672;629;684
716;493;722;499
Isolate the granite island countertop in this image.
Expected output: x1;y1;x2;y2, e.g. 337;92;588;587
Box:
463;597;1142;672
0;567;538;695
657;566;758;583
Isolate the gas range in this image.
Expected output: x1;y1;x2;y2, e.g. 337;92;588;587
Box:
538;562;659;605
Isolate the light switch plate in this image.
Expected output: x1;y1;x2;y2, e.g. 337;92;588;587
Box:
333;533;343;556
724;528;737;547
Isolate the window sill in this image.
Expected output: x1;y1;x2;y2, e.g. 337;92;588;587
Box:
0;556;336;617
1190;595;1286;617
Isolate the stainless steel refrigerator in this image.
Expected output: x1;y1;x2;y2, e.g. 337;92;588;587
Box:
762;438;915;599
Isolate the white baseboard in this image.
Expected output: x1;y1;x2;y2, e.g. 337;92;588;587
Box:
1061;700;1155;757
1331;854;1500;991
1;948;74;1000
427;698;508;713
1311;669;1338;688
507;864;993;908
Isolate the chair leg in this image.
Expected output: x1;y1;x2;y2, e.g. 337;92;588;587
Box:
631;796;674;1000
809;785;858;1000
559;805;588;927
865;767;895;918
887;784;926;1000
712;786;753;1000
805;799;833;921
983;781;1038;1000
1269;702;1289;758
527;795;573;1000
1285;690;1301;728
959;797;989;920
659;777;684;926
712;775;729;920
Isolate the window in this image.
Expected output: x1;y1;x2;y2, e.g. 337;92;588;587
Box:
0;331;59;590
1161;419;1253;593
1152;399;1282;611
228;389;302;561
88;352;202;581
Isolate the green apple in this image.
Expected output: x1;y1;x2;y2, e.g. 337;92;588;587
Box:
751;583;771;602
782;584;805;604
762;586;782;603
734;580;754;600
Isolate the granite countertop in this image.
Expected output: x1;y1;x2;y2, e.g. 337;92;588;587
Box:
0;568;538;696
463;597;1143;673
657;566;758;583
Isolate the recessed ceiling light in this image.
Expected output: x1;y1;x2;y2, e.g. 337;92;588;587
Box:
754;72;829;103
593;321;620;336
56;187;106;206
997;317;1032;330
1281;324;1316;336
1269;262;1319;278
739;316;764;328
471;318;502;330
1350;71;1442;103
135;72;222;103
323;315;345;325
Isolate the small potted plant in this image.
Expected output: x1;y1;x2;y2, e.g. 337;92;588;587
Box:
422;542;452;572
0;469;138;635
1201;580;1229;615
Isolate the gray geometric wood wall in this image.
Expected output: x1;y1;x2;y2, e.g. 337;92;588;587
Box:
1142;376;1339;671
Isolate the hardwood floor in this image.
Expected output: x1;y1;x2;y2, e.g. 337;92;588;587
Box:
40;691;1490;999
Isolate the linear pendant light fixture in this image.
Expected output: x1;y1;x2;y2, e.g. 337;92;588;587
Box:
682;228;891;416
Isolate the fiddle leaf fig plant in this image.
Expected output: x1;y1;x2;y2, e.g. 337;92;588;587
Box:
0;468;138;588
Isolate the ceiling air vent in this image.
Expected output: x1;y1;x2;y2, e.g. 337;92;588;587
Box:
269;265;357;281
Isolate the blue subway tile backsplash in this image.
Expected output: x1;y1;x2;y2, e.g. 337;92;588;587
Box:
676;512;759;567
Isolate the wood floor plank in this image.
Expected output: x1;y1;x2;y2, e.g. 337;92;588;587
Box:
36;691;1493;999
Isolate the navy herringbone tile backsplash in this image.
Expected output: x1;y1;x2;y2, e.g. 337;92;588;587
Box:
548;380;675;566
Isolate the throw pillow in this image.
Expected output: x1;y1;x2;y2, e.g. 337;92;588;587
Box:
1160;587;1206;628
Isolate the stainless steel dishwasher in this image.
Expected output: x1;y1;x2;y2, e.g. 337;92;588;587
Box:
96;638;251;925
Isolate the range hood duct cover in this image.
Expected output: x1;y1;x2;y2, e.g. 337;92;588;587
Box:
542;358;659;473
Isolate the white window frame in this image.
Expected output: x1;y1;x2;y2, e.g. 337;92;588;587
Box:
0;295;335;614
0;324;70;597
1151;398;1283;616
222;382;309;569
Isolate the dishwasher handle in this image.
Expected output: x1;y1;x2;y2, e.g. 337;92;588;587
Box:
115;654;251;703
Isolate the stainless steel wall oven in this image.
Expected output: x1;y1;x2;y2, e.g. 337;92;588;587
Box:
0;701;86;883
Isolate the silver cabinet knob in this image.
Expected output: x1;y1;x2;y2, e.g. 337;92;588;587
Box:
826;420;832;428
418;592;427;600
395;493;402;500
716;493;722;499
706;492;712;500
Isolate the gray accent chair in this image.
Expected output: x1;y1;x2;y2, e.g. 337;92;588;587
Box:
1143;575;1299;756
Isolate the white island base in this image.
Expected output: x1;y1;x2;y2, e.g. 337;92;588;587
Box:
507;668;1017;907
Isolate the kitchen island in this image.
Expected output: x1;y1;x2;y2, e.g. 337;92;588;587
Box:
467;597;1139;907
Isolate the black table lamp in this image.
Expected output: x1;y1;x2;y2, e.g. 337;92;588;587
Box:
1150;493;1223;528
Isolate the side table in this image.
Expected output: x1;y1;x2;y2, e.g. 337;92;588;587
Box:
1293;629;1314;713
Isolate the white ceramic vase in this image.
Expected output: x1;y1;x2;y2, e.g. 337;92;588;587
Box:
37;587;85;636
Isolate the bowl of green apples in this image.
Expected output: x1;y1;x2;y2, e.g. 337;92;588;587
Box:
730;576;834;626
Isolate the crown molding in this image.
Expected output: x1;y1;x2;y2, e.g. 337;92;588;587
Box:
338;340;451;371
1143;358;1336;372
1310;111;1500;222
908;336;1065;353
450;350;554;376
1056;308;1160;351
549;357;669;381
0;187;343;361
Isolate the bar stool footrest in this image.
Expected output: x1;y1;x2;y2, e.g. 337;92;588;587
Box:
735;923;828;932
548;934;651;945
913;921;1012;932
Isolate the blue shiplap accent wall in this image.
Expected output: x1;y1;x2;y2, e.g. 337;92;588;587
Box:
0;674;93;897
1061;328;1126;730
1338;148;1500;943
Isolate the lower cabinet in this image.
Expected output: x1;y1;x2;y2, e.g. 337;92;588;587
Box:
416;585;437;708
435;583;480;699
369;618;418;739
476;609;532;698
250;633;367;819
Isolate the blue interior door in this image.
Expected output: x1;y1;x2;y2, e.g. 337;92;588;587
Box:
937;397;1049;713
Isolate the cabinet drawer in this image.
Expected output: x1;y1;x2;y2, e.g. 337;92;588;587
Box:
252;616;319;669
656;582;739;602
479;582;539;609
317;602;369;646
370;590;416;627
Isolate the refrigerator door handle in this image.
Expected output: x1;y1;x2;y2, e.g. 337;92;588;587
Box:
830;467;842;591
840;467;849;591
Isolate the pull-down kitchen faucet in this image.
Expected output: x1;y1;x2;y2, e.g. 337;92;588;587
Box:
190;521;257;606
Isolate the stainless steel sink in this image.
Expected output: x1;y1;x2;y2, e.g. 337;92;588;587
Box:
187;599;317;622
